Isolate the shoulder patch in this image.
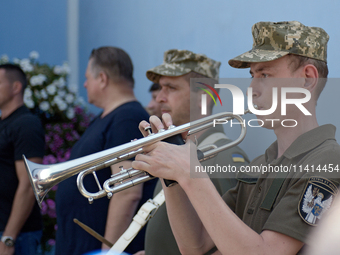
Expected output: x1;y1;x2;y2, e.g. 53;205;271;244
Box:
232;153;245;163
298;176;338;226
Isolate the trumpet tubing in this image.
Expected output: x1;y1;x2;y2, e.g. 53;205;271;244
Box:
24;111;248;208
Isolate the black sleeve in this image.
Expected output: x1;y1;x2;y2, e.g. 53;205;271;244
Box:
12;115;45;160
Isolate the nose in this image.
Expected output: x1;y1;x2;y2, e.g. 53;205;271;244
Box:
156;89;166;103
249;78;260;99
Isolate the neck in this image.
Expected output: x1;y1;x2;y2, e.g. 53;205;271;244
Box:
101;94;136;118
99;81;137;118
275;113;318;158
1;99;24;120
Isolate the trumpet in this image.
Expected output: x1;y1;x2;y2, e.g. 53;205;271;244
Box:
24;111;249;208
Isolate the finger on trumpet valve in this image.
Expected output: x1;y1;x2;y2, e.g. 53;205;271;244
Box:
158;128;165;133
168;125;176;129
144;126;153;136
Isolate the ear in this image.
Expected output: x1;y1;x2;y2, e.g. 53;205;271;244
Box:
98;71;109;89
12;81;23;95
302;64;318;92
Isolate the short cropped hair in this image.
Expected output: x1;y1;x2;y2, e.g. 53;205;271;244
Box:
288;55;328;101
89;46;135;87
0;64;27;93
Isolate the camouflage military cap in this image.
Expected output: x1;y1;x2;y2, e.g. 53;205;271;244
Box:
146;49;221;83
229;21;329;68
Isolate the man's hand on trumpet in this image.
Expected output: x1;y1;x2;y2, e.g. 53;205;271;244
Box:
132;113;202;186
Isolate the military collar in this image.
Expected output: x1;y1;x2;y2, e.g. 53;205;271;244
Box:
265;124;336;164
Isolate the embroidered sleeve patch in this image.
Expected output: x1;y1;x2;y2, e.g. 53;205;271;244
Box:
232;153;245;163
298;176;338;226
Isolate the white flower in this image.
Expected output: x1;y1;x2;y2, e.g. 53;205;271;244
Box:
76;97;86;106
57;90;66;97
29;51;39;60
54;63;70;75
40;89;48;99
24;88;32;97
24;97;35;108
69;83;78;93
53;95;62;103
39;101;50;111
20;58;33;72
30;74;47;86
53;96;67;111
65;94;74;104
66;108;75;119
57;101;67;111
46;84;57;95
62;62;71;74
0;54;9;63
58;77;66;88
13;58;20;64
53;65;63;75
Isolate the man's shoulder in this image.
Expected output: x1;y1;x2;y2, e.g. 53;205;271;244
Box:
307;138;340;161
113;101;149;120
7;110;42;131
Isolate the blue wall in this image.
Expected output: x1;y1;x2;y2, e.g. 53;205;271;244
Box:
78;0;340;159
0;0;67;65
2;0;340;160
78;0;340;106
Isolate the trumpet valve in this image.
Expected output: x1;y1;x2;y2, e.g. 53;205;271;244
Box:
144;126;153;136
119;165;127;174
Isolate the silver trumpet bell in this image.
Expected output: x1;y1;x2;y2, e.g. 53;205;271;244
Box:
24;111;249;208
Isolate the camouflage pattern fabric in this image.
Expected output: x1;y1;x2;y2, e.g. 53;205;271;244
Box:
146;49;221;83
229;21;329;69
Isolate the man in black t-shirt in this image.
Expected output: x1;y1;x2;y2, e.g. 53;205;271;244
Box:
55;47;156;255
0;64;45;255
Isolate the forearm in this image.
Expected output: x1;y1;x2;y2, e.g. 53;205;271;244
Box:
179;177;271;255
5;159;42;238
102;185;142;249
162;180;214;254
3;184;36;238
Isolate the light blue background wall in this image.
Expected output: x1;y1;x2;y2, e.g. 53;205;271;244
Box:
0;1;67;65
78;0;340;98
78;0;340;160
1;0;340;160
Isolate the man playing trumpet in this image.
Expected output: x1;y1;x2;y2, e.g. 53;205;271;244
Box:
133;21;340;254
135;49;249;255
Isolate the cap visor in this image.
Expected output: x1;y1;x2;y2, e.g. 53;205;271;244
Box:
228;49;290;68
